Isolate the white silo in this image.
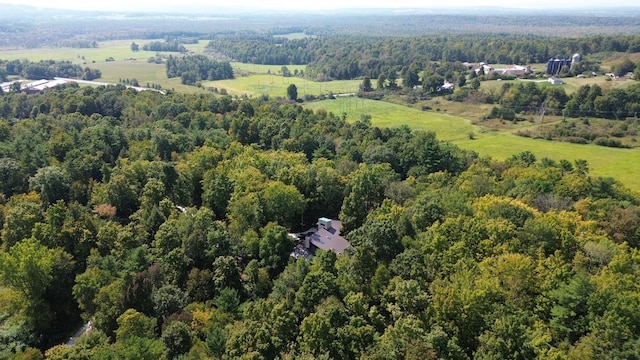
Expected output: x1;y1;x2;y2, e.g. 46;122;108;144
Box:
571;53;581;69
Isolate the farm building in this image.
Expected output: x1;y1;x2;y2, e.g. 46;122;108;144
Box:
548;77;564;85
25;79;69;94
475;63;531;77
546;54;579;75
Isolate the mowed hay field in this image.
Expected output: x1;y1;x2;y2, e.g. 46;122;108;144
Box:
305;97;640;192
231;62;307;75
205;75;361;97
304;97;475;140
0;39;209;63
90;61;206;94
455;131;640;192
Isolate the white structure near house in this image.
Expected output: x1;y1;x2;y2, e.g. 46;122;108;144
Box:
308;218;350;254
548;77;564;85
25;78;69;94
438;81;455;92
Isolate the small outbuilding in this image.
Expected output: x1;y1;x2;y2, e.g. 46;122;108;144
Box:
548;77;564;85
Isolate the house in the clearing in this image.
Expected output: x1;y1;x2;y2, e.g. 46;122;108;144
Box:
291;217;351;259
308;217;350;254
548;77;564;85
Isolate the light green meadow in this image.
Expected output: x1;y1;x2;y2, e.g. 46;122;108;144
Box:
304;98;475;141
230;62;307;75
305;98;640;192
454;130;640;192
205;75;361;97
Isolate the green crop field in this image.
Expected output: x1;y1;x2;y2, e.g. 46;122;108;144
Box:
205;75;361;97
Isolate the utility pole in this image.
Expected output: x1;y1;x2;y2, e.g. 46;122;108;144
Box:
538;98;550;135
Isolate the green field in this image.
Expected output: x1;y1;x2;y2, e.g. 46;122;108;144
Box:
455;131;640;192
205;75;361;97
0;39;173;63
305;98;640;192
90;61;207;94
230;62;307;75
479;76;635;95
305;98;475;140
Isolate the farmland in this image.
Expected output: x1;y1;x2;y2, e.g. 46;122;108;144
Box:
205;75;360;97
2;39;640;191
305;97;640;192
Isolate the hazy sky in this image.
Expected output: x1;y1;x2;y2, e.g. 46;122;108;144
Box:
1;0;637;12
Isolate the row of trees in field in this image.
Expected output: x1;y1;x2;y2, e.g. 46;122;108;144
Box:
142;41;188;53
484;82;640;121
205;33;314;65
165;55;234;85
0;59;102;81
1;85;640;359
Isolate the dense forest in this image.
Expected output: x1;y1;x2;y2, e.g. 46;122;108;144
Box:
3;3;640;49
205;33;640;80
1;84;640;359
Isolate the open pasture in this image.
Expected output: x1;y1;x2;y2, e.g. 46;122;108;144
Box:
479;75;635;96
205;75;361;97
454;130;640;192
230;62;307;75
304;97;475;140
305;97;640;192
89;61;207;93
0;39;161;63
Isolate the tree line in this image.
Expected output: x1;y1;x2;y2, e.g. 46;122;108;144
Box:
142;41;188;53
165;55;234;85
0;59;102;81
0;85;639;359
205;33;640;80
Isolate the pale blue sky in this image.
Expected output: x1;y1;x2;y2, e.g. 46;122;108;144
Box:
1;0;637;12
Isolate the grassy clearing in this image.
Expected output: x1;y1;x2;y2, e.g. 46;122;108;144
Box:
1;40;156;63
304;97;640;191
0;39;210;64
454;130;640;192
230;62;307;75
304;98;475;141
89;61;207;93
205;75;360;97
478;76;635;96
